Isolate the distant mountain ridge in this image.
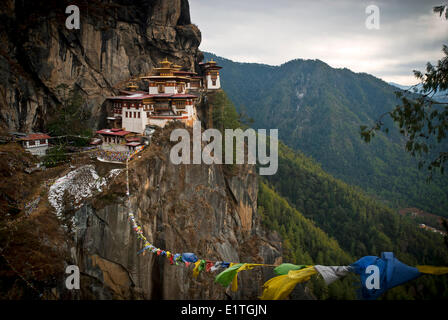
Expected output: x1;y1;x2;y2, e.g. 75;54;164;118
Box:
203;52;448;217
388;82;448;102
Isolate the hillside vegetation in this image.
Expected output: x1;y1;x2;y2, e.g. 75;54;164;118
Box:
203;52;448;218
211;89;448;299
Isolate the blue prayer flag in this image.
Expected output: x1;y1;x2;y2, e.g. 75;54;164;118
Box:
350;252;421;299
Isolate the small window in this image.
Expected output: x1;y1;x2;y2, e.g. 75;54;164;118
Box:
138;112;140;118
158;84;165;93
134;112;136;118
125;112;128;117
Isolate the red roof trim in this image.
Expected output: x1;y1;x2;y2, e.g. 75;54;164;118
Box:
96;129;131;136
107;93;197;100
125;137;140;142
21;134;51;141
149;116;189;119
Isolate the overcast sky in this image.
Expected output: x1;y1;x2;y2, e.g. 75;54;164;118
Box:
189;0;448;85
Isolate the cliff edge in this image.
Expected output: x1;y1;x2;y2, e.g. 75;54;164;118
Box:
0;124;282;299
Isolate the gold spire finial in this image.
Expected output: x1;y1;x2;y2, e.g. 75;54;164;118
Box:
161;57;172;67
126;79;138;91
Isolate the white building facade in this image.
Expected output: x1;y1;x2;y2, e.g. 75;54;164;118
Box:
199;60;222;90
105;58;222;133
21;133;51;156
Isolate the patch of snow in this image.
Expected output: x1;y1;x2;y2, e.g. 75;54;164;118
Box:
295;87;305;100
108;168;123;180
48;165;123;217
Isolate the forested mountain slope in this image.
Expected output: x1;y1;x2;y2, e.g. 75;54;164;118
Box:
211;89;448;299
204;52;448;218
258;142;448;299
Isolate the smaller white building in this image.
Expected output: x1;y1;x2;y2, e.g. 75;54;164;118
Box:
120;97;149;134
21;133;51;156
200;60;222;90
96;129;132;152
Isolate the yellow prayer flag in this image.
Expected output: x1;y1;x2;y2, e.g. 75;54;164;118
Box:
260;266;316;300
417;265;448;275
230;263;265;292
193;260;201;278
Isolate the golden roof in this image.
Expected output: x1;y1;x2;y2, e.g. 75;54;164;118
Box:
125;78;139;89
160;57;172;67
137;58;195;81
126;82;138;91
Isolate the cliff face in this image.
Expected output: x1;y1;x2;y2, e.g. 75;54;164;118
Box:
0;0;282;300
62;125;281;299
0;124;281;299
0;0;202;132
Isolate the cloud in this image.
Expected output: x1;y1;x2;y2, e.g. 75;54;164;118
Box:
189;0;448;85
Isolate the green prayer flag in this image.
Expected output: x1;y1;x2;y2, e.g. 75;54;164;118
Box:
215;263;244;287
198;260;206;272
274;263;307;275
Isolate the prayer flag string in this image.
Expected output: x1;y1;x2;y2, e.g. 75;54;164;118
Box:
123;156;448;300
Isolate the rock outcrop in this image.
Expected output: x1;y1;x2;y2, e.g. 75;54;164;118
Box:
0;0;282;300
0;0;202;132
60;124;281;299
